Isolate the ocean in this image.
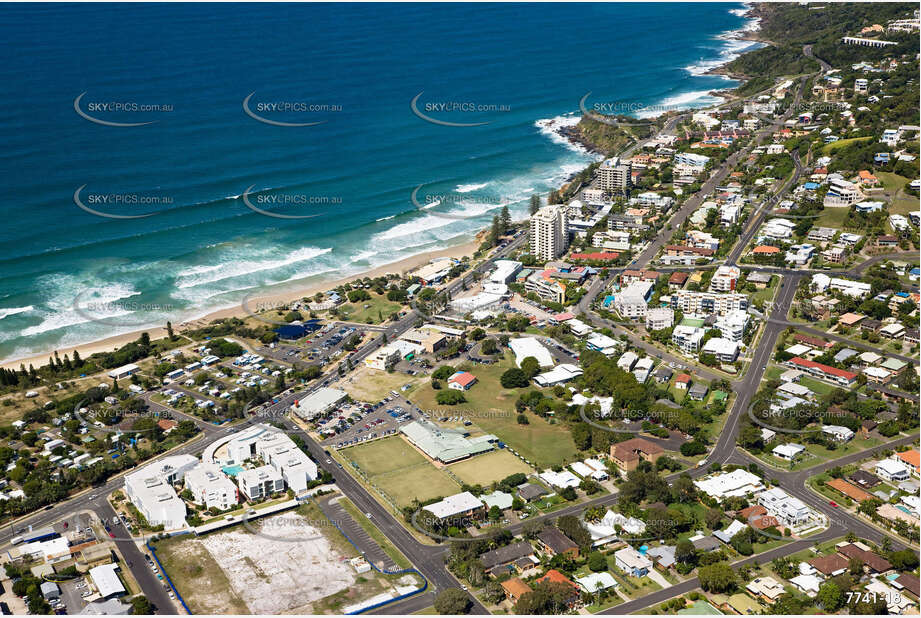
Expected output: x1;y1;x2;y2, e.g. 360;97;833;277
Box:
0;2;762;362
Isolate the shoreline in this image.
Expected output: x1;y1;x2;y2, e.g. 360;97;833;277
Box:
2;5;766;372
0;238;481;370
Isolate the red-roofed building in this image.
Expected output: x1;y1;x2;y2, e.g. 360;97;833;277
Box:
668;271;689;289
793;334;834;349
501;577;532;603
896;450;920;476
569;252;619;262
448;371;478;391
675;374;691;390
534;569;580;606
158;419;178;433
788;357;857;386
752;245;781;255
553;312;575;323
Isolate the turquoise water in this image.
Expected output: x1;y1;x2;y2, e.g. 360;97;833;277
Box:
222;465;244;477
0;3;761;362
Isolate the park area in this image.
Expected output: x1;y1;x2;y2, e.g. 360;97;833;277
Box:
335;292;404;324
448;449;533;486
341;435;461;506
408;352;579;468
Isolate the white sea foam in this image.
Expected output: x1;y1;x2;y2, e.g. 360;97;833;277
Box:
176;246;332;289
375;214;396;222
635;90;725;119
19;281;141;338
455;182;490;193
0;306;33;320
535;114;601;159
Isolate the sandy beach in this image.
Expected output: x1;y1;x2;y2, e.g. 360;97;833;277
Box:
1;238;480;371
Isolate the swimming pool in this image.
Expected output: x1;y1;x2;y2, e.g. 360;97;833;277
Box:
222;465;243;477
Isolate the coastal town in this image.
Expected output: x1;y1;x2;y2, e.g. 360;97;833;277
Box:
0;2;918;617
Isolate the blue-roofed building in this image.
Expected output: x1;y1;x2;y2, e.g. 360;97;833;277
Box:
874;152;890;163
275;319;322;340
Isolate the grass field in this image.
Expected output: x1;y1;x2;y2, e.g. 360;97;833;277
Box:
409;351;579;468
341;436;460;506
820;136;871;154
797;376;839;397
410;352;521;414
815;206;851;228
448;449;533;486
336;293;404;324
750;279;778;307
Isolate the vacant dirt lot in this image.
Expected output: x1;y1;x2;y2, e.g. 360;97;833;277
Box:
159;511;358;614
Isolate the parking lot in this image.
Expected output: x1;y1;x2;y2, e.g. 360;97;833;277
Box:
257;323;365;368
320;394;423;448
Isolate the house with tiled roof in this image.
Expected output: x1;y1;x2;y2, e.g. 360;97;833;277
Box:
610;437;663;471
808;553;849;577
836;542;892;574
501;577;531;603
533;570;580;606
896;449;920;476
826;478;872;503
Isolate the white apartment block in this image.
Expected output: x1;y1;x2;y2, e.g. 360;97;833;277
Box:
124;455;198;529
709;265;740;292
701;337;740;363
672;325;705;355
757;487;816;528
530;204;569;261
224;424;318;496
810;274;872;298
238;465;286;500
714;309;749;342
184;463;238;510
674;152;710;168
597;156;632;194
614;281;653;318
823;178;863;207
645;307;674;331
671;290;749;316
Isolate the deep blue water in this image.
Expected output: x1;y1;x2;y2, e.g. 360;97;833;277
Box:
0;2;761;361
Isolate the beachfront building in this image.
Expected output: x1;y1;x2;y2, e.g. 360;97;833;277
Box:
597;156;632;194
672;325;705;355
645;307;674;331
530;204;568;261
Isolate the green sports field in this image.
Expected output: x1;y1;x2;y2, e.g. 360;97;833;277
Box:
448;448;533;486
341;436;460;506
